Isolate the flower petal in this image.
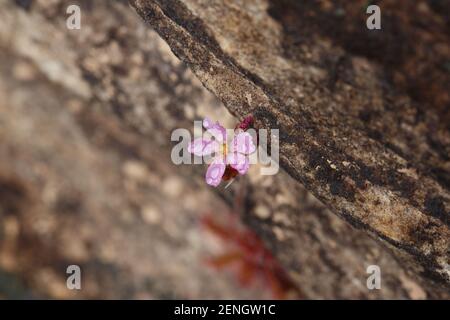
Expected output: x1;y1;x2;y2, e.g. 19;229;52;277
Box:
202;117;215;129
203;117;226;143
188;138;219;156
205;158;226;187
231;131;256;155
227;152;250;175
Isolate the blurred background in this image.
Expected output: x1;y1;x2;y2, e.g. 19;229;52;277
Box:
0;0;448;299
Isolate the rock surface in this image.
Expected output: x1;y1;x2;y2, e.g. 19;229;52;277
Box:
130;0;450;290
0;0;448;299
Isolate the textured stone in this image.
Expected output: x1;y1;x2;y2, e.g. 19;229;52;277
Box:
130;0;450;289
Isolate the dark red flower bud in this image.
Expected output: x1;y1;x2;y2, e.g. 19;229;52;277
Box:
236;115;254;131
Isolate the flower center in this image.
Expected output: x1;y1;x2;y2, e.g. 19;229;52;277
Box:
221;143;227;157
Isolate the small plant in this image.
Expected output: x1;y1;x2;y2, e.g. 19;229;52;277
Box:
188;116;256;187
201;213;301;299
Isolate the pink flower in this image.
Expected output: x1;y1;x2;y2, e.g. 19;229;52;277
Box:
188;118;256;187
